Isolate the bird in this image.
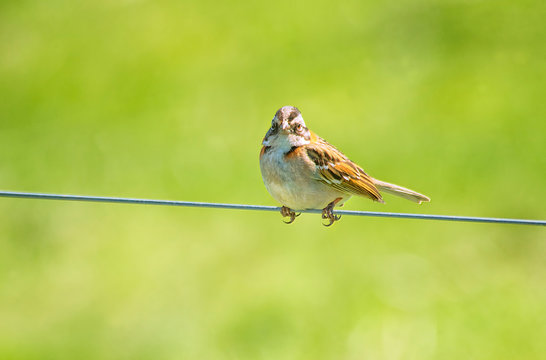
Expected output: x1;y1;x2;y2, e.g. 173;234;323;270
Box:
259;106;430;226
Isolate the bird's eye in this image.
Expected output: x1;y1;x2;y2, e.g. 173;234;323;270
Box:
296;124;303;132
271;122;277;130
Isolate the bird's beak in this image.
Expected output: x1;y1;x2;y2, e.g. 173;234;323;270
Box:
281;121;290;131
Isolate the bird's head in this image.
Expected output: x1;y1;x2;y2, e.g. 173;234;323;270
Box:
262;106;311;149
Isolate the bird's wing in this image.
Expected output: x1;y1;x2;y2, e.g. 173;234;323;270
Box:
305;133;383;202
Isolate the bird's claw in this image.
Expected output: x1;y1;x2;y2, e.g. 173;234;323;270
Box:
321;199;342;227
280;206;300;224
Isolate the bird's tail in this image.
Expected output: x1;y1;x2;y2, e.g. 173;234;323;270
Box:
372;179;430;204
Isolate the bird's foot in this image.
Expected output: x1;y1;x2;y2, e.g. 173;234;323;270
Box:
280;206;300;224
321;198;342;227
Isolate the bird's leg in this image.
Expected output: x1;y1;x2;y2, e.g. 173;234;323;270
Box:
321;197;343;226
280;206;300;224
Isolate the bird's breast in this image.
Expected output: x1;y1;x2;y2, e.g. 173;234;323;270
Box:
259;146;348;209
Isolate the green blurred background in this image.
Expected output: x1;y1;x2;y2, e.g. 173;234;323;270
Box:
1;0;545;359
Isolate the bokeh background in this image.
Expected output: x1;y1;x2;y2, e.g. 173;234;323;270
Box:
1;0;545;359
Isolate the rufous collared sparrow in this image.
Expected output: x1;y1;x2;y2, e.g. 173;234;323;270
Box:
259;106;430;226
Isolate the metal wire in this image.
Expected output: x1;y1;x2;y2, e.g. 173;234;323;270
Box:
0;190;544;226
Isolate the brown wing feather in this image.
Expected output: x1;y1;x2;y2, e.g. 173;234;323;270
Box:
306;133;383;202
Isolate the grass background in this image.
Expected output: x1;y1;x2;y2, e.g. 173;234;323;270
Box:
1;0;545;359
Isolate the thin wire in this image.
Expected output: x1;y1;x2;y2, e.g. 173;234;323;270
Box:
0;190;544;226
